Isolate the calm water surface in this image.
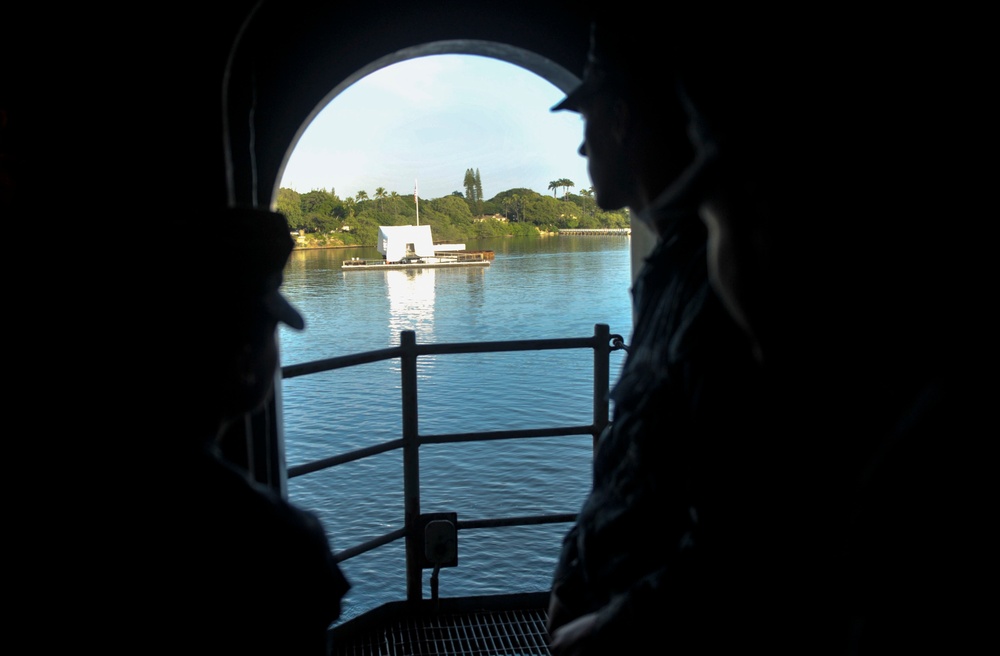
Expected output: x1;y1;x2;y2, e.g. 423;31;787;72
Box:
278;235;634;624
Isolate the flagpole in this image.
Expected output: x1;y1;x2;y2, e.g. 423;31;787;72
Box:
414;179;419;226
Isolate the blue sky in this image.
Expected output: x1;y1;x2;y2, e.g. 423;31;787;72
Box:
279;54;592;202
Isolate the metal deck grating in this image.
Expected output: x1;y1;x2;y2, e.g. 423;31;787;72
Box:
331;594;552;656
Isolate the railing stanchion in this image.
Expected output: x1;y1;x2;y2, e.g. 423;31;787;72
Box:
400;330;422;603
283;327;625;608
593;323;611;455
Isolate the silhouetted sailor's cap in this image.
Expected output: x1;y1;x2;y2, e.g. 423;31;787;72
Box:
205;208;305;331
552;20;631;113
551;13;675;113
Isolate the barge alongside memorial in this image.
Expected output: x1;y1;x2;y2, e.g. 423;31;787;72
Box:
343;224;494;269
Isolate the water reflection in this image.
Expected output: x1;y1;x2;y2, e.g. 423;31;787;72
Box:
386;268;436;337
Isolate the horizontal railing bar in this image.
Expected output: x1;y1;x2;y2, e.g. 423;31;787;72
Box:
287;438;407;478
332;515;578;564
419;425;595;445
282;337;600;380
456;513;578;530
332;527;408;564
416;336;595;355
282;346;404;379
289;425;592;479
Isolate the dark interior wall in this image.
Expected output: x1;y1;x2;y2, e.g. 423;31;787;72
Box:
48;1;589;473
6;0;588;398
5;1;588;222
225;1;590;210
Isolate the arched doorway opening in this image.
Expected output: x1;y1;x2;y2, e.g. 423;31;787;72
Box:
221;4;654;485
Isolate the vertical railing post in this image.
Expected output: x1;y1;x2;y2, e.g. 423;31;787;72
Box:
400;330;423;603
593;323;611;454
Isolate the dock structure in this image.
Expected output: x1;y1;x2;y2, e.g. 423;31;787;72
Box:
342;251;492;269
342;259;491;270
558;228;631;235
344;224;494;269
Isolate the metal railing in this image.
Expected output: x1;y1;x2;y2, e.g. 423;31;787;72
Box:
281;323;627;603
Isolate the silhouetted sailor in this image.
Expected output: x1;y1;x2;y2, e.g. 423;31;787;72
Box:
546;10;769;655
158;208;350;655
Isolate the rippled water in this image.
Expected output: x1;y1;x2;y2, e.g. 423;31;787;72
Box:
278;235;633;623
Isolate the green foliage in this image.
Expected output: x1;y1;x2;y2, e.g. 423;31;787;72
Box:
474;169;483;216
463;169;476;204
279;176;627;247
523;194;574;226
493;187;535;199
508;221;540;237
463;167;485;216
290;189;347;232
481;198;500;216
276;187;304;229
429;194;473;220
471;218;509;238
306;212;339;234
346;213;379;246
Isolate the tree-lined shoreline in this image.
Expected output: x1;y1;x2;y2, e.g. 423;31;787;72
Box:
277;174;628;249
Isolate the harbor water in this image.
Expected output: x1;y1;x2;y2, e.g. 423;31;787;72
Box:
278;235;634;624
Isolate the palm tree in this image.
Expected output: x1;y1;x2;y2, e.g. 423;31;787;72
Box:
355;190;369;204
389;191;399;219
374;186;387;212
550;178;575;198
580;187;595;216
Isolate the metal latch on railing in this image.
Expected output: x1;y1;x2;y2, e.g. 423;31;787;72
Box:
610;334;630;353
419;512;458;602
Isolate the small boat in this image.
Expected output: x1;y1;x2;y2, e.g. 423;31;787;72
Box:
343;224;493;269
